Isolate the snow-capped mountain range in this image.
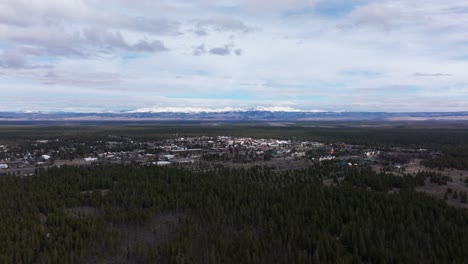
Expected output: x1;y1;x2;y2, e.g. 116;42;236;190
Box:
126;106;327;113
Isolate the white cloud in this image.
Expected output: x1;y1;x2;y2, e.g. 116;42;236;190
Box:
1;0;468;112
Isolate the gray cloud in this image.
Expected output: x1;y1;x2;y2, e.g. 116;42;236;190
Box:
192;28;208;36
193;44;206;56
228;0;319;11
194;43;243;56
0;49;51;69
209;47;231;56
82;28;168;53
2;27;168;61
194;18;256;36
0;50;27;68
445;4;468;14
132;39;168;52
413;72;453;77
5;29;85;57
125;17;181;35
341;1;468;34
82;28;127;50
40;70;126;88
0;1;181;36
341;2;410;31
0;12;30;27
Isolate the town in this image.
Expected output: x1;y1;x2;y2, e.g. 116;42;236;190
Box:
0;135;443;176
4;133;468;207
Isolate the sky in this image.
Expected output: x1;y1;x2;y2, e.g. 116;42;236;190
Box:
1;0;468;112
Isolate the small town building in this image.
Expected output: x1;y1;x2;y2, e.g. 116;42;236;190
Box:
156;161;171;166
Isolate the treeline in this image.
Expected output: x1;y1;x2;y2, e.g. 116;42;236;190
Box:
3;125;468;146
0;164;467;263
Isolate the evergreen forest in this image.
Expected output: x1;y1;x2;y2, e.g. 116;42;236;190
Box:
1;163;467;263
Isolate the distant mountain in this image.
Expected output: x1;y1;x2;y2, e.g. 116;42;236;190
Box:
1;110;468;121
126;106;325;113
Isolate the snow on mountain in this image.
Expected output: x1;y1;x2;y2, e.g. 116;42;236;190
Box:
128;107;244;113
127;106;326;113
247;106;303;112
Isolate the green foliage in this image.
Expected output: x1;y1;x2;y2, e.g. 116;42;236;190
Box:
460;192;468;204
343;169;419;192
421;146;468;170
0;164;467;263
2;123;468;146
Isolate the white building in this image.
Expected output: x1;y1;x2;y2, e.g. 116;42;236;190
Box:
319;156;335;162
161;154;175;160
172;158;195;165
292;152;306;158
0;164;8;169
156;161;171;166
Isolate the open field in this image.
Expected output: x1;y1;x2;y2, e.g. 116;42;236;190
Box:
408;160;468;209
372;159;468;208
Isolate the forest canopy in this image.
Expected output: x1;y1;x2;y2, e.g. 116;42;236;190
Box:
1;164;467;263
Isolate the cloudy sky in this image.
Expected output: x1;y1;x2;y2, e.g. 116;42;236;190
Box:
1;0;468;112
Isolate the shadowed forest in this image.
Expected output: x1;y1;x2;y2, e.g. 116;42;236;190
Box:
1;164;468;263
